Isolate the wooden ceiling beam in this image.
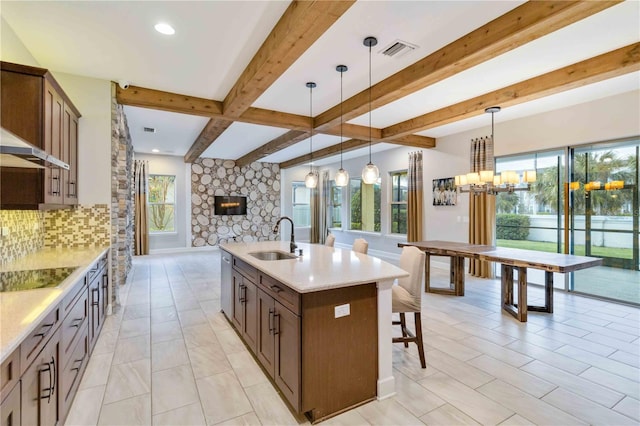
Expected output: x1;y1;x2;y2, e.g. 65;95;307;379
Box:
313;1;621;132
279;139;369;169
184;118;235;163
116;85;223;117
382;43;640;139
236;130;309;167
222;0;355;118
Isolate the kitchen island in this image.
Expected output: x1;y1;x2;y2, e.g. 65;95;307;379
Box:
219;241;408;423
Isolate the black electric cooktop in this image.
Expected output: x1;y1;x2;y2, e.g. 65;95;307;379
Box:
0;267;77;292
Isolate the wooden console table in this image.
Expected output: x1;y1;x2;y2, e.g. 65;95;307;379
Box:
398;241;602;322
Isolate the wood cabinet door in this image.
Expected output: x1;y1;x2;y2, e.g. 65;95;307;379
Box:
242;280;258;352
21;329;60;426
231;271;244;331
0;380;20;426
62;103;79;205
275;302;300;411
220;253;233;320
256;289;275;377
101;271;108;320
88;275;102;353
43;79;64;204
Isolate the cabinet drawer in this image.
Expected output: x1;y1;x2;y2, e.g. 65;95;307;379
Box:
61;287;88;360
0;347;19;403
60;327;88;420
259;274;300;315
20;305;60;374
86;253;107;284
62;277;88;318
233;257;257;282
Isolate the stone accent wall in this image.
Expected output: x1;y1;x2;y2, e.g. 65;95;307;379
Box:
44;205;110;248
191;158;280;246
0;210;45;263
111;83;134;293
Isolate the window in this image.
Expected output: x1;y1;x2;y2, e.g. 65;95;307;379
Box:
292;182;311;227
390;171;408;234
330;181;342;228
349;178;381;232
148;175;176;233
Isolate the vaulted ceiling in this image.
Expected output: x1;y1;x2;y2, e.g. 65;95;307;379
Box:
3;1;639;168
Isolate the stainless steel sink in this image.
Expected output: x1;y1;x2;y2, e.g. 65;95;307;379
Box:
249;251;297;261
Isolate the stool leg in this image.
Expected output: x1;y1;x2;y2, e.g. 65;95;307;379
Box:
414;312;426;368
399;313;409;347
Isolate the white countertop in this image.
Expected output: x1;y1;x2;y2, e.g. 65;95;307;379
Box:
1;246;109;363
220;241;408;293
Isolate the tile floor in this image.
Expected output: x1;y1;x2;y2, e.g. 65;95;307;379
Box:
65;250;640;425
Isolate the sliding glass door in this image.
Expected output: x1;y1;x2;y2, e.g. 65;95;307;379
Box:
570;139;639;304
495;138;639;304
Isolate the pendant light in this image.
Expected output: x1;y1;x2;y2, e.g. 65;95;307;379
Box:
304;82;318;189
361;36;379;185
334;65;349;187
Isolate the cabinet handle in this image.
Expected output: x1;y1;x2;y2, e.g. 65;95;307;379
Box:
91;288;99;306
51;174;60;195
239;284;246;303
40;363;53;403
268;308;274;335
50;356;56;398
273;312;280;335
34;322;54;338
102;273;108;289
222;256;230;264
71;355;85;372
69;181;76;197
71;317;84;328
269;285;282;294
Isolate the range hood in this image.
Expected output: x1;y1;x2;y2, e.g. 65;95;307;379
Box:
0;128;69;169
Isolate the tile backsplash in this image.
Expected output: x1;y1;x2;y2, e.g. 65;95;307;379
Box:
0;210;45;263
44;204;110;248
0;204;111;264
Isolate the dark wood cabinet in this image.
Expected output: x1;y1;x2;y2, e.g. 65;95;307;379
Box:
231;270;257;351
221;253;377;423
0;61;81;209
59;327;88;421
88;256;107;353
21;327;60;426
0;379;20;426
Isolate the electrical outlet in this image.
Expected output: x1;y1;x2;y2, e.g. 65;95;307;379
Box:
334;303;350;318
1;226;9;237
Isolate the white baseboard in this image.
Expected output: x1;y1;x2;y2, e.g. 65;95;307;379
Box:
149;245;219;255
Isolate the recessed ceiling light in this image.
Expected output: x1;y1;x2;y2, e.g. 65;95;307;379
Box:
154;23;175;35
151;149;160;153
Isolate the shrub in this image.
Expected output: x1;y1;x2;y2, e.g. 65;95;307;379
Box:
496;214;530;240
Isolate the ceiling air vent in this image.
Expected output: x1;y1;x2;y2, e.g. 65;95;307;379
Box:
143;127;156;133
379;39;418;59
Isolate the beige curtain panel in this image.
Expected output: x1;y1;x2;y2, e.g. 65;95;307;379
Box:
134;160;149;256
469;137;496;278
407;151;423;242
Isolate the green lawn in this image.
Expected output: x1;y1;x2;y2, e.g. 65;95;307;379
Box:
497;239;633;259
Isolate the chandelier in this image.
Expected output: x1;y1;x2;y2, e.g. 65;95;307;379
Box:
455;106;536;195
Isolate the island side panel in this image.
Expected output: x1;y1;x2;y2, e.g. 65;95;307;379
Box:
301;283;378;422
376;279;395;400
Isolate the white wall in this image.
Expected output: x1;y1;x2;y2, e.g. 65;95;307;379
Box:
282;90;640;261
0;17;39;66
136;153;190;251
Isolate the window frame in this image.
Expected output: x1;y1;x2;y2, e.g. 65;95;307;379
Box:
147;174;177;234
291;181;311;227
348;177;382;233
389;170;408;235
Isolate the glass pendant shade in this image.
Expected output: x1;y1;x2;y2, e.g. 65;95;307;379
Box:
305;171;318;189
335;168;349;187
361;162;379;184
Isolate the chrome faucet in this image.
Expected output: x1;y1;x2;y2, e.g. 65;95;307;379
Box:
273;216;297;253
